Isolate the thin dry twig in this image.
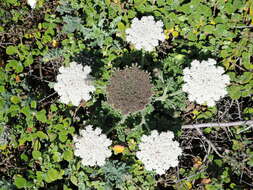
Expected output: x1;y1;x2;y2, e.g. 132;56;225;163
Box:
38;92;57;103
196;128;224;158
218;99;234;120
236;99;242;120
234;25;253;29
182;120;253;129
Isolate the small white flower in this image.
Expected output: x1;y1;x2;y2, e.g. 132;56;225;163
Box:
126;16;165;51
136;130;182;175
73;125;112;167
54;62;95;106
27;0;37;9
182;59;230;107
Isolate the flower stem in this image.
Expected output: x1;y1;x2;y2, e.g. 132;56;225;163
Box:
154;89;184;102
141;50;145;67
168;90;184;97
106;115;127;135
139;110;150;132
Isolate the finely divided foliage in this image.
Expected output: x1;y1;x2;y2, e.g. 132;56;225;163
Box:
182;59;230;107
54;62;95;106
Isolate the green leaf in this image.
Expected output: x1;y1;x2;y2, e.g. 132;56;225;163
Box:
203;127;212;134
70;175;78;186
32;150;42;160
36;171;44;182
203;25;215;33
247;157;253;167
228;85;241;100
243;107;253;114
45;168;59;183
14;176;27;189
224;3;235;14
63;150;73;161
0;26;4;32
59;131;68;142
187;32;197;41
0;86;5;93
242;52;253;70
239;72;252;84
6;60;23;73
20;153;28;161
232;140;244;151
214;159;223;167
36;131;48;140
52;152;62;162
6;45;17;55
10;96;20;104
31;101;37;109
50;104;58;112
36;110;47;123
24;55;34;66
117;22;125;31
42;35;52;44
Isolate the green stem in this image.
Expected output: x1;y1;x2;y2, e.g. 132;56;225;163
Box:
139;110;150;132
154;89;184;102
141;50;145;67
168;90;184;97
106;115;127;135
155;86;169;102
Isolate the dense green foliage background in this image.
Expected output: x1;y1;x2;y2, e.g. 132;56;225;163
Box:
0;0;253;189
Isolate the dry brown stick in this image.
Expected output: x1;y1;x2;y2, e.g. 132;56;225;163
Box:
182;120;253;129
196;128;224;158
236;99;242;120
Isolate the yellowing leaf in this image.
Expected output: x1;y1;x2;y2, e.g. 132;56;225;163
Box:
164;29;170;39
193;157;202;168
15;75;21;82
172;31;179;38
185;181;192;189
201;178;211;184
52;40;59;48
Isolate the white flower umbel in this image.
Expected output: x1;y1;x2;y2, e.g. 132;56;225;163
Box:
73;125;112;167
136;130;182;175
126;16;165;51
182;59;230;107
27;0;37;9
54;62;95;106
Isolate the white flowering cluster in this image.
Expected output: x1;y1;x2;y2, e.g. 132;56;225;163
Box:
73;125;112;167
27;0;37;9
126;16;165;51
182;59;230;107
136;130;182;175
54;62;95;106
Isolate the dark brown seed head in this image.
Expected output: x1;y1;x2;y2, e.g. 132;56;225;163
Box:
106;65;153;115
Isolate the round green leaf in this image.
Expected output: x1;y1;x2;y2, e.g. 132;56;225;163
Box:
45;168;59;183
6;45;18;55
63;150;73;161
10;96;20;104
14;176;27;189
32;150;42;160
